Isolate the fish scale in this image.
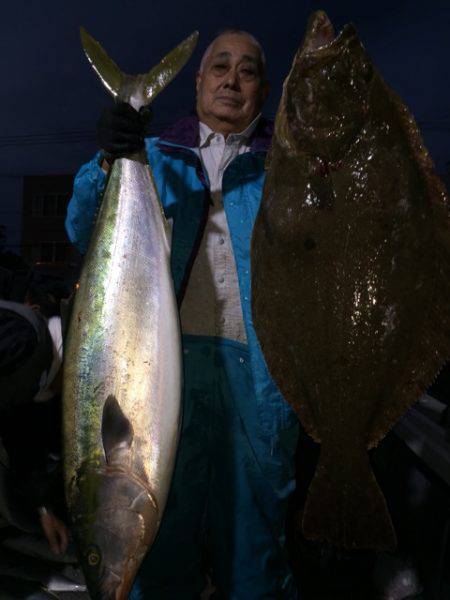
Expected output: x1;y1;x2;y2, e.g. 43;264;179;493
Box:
251;10;450;550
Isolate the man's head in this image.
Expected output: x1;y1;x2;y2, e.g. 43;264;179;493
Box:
196;30;269;136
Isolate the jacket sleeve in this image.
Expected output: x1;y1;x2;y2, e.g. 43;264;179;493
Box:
65;152;107;254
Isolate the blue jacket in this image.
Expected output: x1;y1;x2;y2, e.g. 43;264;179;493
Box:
65;114;297;437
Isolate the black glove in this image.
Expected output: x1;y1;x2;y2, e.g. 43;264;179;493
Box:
96;102;152;159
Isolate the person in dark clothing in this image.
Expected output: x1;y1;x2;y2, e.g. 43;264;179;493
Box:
0;298;52;411
0;287;69;556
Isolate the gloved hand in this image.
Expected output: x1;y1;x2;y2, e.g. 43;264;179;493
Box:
96;102;152;160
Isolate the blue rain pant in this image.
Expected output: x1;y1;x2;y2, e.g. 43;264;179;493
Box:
130;335;299;599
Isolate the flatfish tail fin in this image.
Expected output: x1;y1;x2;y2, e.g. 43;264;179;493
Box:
301;442;397;550
367;91;450;448
80;27;198;106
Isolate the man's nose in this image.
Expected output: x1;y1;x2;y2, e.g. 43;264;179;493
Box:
223;68;240;90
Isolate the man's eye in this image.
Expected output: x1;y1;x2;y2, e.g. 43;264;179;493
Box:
241;69;256;77
212;64;227;72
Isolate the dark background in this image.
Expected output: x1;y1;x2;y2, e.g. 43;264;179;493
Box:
0;0;449;251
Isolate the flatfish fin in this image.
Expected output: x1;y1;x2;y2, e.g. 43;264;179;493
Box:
367;87;450;448
251;182;321;443
302;441;396;550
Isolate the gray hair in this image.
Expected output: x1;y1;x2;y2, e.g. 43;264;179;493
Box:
199;29;267;79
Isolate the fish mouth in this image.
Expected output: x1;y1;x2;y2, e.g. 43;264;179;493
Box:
280;9;367;156
83;563;131;600
78;504;160;600
97;566;122;600
301;11;356;56
98;564;136;600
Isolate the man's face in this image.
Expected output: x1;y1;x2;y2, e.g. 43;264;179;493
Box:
196;33;269;133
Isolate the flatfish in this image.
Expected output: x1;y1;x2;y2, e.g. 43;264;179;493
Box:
251;11;450;549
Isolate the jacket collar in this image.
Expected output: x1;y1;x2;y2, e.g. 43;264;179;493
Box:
158;112;273;153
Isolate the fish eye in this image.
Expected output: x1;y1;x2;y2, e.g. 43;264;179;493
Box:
86;545;102;567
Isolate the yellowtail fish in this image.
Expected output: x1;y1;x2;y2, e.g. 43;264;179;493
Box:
63;28;198;598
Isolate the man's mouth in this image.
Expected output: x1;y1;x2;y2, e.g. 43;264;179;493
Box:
215;96;243;106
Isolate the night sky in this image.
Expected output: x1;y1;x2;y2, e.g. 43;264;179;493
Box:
1;0;449;248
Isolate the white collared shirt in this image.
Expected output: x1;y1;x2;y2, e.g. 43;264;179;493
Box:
179;114;261;343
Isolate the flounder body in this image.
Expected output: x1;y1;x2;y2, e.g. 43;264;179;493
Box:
251;11;450;549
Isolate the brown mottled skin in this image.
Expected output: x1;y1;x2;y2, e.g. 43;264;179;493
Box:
251;11;450;550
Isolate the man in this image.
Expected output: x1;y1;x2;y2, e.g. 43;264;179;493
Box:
66;30;299;599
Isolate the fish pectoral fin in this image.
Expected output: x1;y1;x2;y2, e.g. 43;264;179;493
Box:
141;31;199;104
101;395;134;465
80;27;124;99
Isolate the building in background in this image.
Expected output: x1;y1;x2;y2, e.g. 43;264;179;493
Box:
21;175;81;290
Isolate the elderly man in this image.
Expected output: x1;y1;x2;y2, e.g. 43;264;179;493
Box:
66;30;299;599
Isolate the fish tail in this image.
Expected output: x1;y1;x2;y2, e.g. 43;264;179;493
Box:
301;443;396;550
80;27;198;105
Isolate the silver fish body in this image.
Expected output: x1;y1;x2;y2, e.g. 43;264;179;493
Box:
63;156;181;597
63;29;198;599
